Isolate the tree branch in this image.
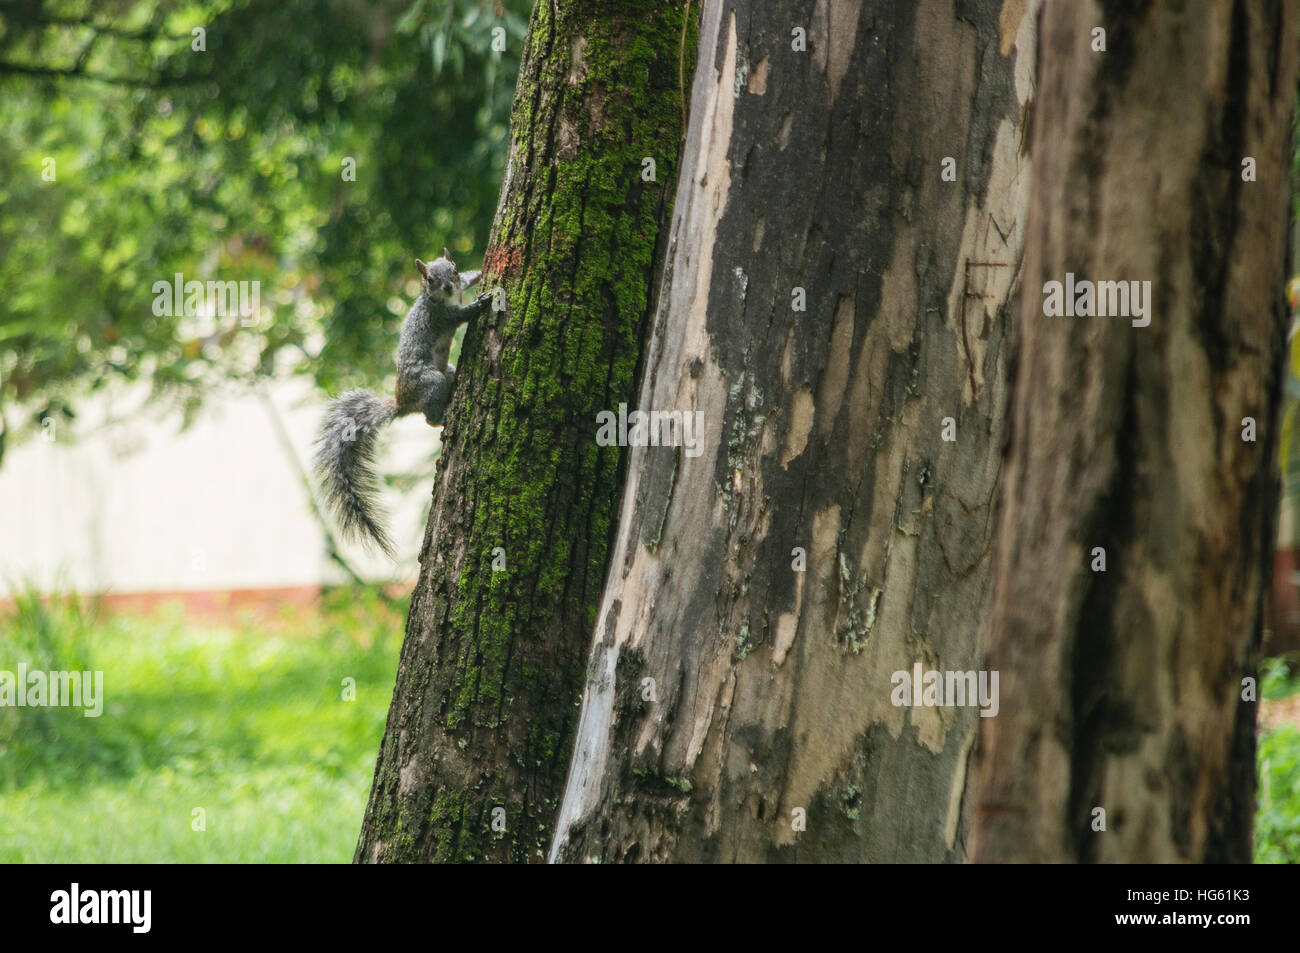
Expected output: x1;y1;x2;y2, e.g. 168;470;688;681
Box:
0;61;210;88
34;15;193;43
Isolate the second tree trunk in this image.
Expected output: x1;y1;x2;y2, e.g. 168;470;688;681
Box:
551;0;1037;862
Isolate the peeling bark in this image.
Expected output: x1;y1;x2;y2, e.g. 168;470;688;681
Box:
971;0;1299;863
551;0;1036;863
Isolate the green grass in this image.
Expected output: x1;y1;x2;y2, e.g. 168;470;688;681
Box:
0;588;403;863
2;588;1297;862
1257;657;1300;864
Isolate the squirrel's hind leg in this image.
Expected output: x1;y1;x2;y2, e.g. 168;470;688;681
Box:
418;365;456;426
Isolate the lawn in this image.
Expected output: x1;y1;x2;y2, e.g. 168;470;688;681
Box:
1;589;1298;863
1257;657;1300;864
0;589;402;863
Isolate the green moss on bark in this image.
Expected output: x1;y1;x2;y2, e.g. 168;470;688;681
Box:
355;0;698;863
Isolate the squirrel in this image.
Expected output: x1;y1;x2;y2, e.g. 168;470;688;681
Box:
313;249;491;557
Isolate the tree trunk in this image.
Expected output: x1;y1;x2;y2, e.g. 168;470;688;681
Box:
354;0;695;863
550;0;1037;863
971;0;1299;863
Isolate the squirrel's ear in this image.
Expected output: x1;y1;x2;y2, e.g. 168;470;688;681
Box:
415;258;428;278
443;246;453;262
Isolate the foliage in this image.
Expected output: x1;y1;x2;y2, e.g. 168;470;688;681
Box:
0;0;528;457
1256;658;1300;863
0;587;404;861
1256;725;1300;863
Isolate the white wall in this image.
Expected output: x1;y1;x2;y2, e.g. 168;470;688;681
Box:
0;378;434;597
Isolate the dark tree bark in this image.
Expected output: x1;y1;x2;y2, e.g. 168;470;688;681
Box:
355;0;695;863
550;0;1036;862
972;0;1299;863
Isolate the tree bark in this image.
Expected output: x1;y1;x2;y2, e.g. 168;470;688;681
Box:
971;0;1299;863
550;0;1037;863
354;0;695;863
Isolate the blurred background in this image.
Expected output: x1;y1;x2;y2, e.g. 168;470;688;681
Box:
0;0;532;862
0;0;1298;863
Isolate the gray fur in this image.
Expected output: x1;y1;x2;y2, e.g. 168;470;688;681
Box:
313;388;399;557
313;252;491;557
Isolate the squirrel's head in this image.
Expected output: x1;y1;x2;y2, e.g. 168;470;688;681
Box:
415;249;460;299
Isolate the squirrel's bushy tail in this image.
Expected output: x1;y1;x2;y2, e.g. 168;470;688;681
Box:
313;389;399;557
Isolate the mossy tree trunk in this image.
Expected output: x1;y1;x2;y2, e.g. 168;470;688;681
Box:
549;0;1037;863
354;0;695;863
971;0;1299;863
